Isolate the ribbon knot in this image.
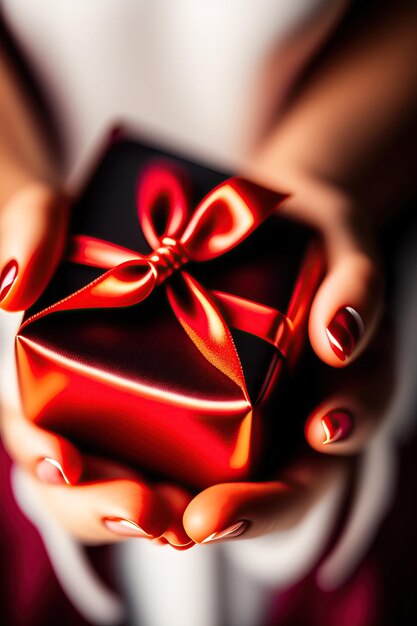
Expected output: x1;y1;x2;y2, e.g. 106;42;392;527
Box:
149;237;189;284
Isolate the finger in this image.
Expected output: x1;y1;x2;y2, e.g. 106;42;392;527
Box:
308;216;383;367
0;183;69;311
1;411;183;545
241;167;383;367
28;474;171;544
184;455;349;545
183;481;297;544
72;458;193;548
155;484;195;550
305;401;372;456
1;406;83;485
305;318;393;454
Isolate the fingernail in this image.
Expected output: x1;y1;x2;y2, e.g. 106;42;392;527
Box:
201;520;249;544
36;457;71;485
103;517;153;538
326;307;364;361
321;410;353;445
168;540;195;550
163;531;195;550
0;259;18;302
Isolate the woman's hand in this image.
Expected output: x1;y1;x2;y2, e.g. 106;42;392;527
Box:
0;43;70;309
0;48;194;548
0;182;192;549
277;177;382;368
186;0;417;548
242;0;417;370
0;199;192;548
183;320;394;545
1;403;194;548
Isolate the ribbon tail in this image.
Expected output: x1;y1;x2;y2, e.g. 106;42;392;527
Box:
20;260;157;331
211;290;293;358
166;272;250;404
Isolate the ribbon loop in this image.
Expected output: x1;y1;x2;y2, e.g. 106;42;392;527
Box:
180;178;287;261
137;163;190;250
19;259;157;331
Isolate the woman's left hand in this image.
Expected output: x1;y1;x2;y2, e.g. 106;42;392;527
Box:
183;321;394;545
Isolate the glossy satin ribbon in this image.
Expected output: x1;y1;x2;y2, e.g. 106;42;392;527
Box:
21;163;290;402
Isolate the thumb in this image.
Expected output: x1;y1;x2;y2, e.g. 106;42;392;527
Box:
0;182;69;311
243;165;384;368
308;213;383;368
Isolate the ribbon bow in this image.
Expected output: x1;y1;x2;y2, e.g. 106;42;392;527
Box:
21;163;291;402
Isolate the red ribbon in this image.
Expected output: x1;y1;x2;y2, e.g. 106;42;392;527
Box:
21;163;291;401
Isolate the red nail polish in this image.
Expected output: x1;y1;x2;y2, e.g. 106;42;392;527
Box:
321;410;353;444
326;307;364;361
103;517;153;538
36;457;71;485
0;259;18;302
201;520;249;544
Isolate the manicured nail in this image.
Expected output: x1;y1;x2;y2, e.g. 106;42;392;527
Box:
326;307;364;361
0;259;18;302
321;410;353;445
36;457;71;485
103;517;153;538
163;531;195;550
201;520;249;544
168;540;195;550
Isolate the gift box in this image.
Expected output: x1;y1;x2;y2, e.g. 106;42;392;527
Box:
16;137;323;489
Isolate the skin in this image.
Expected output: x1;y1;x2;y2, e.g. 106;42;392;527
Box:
0;0;416;545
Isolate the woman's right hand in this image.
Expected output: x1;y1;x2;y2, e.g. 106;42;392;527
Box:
0;182;193;549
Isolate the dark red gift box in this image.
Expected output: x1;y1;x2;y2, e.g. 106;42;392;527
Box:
16;137;323;489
